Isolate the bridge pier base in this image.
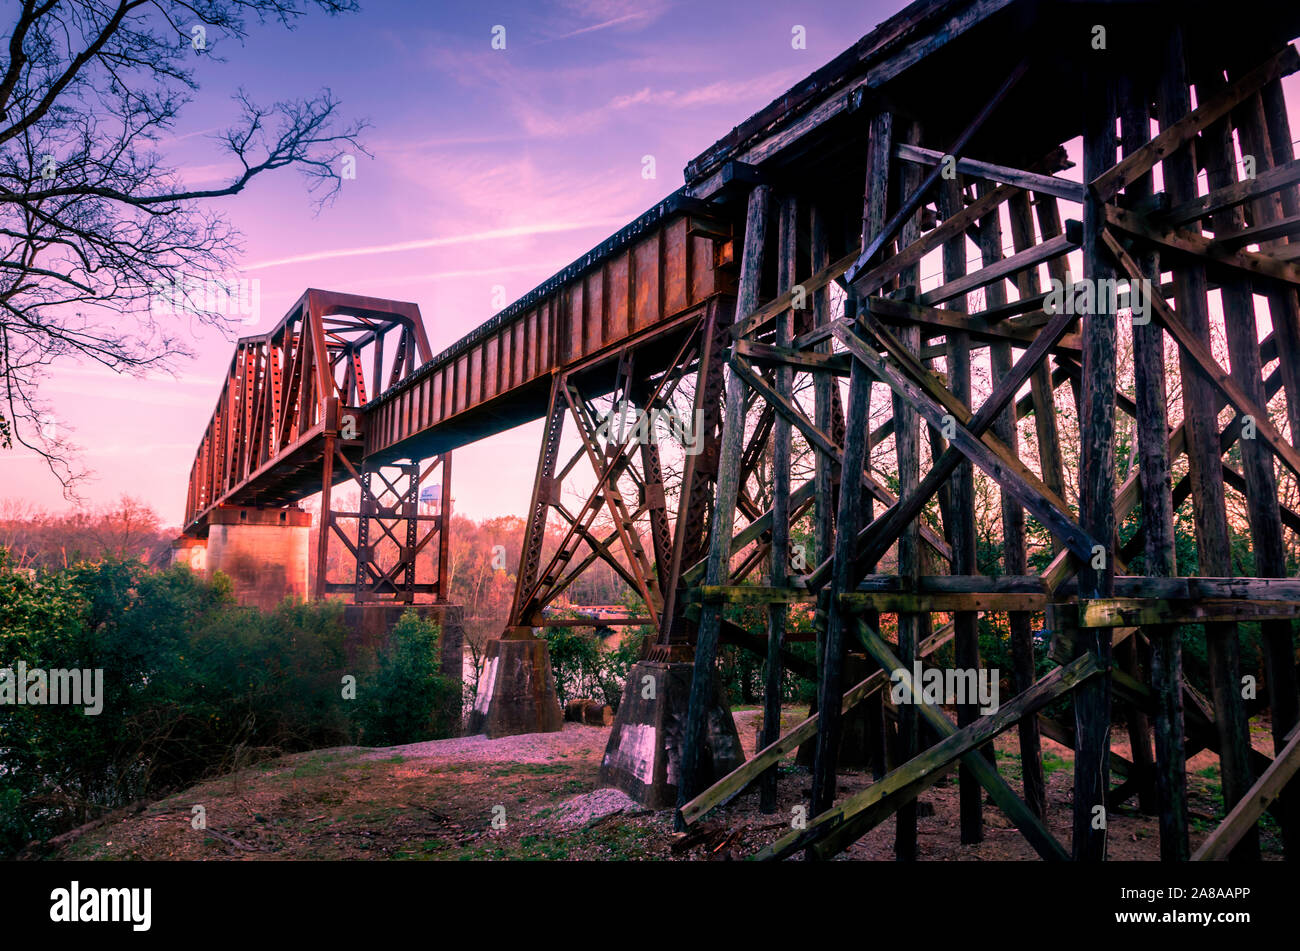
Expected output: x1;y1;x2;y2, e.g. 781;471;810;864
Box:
600;660;744;810
468;633;563;738
194;506;313;610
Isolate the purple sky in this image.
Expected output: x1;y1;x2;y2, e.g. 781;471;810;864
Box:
9;1;1300;531
9;0;904;526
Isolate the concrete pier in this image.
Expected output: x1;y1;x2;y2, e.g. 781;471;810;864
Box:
200;506;313;610
600;660;744;809
468;633;564;738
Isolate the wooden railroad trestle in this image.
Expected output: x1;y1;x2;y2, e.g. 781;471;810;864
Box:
666;4;1300;862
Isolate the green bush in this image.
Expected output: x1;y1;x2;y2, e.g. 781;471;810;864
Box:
351;609;459;746
0;551;458;857
543;624;640;709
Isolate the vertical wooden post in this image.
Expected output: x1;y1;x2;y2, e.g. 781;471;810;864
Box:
1158;26;1257;860
812;110;891;820
937;174;984;845
1074;52;1118;863
810;201;834;733
1005;189;1050;818
677;183;770;828
1254;65;1300;444
1204;67;1300;857
893;118;924;861
761;194;796;813
1229;53;1300;859
976;181;1046;821
1115;73;1159;817
1032;197;1084;422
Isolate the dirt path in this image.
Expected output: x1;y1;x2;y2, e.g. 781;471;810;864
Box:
49;709;1284;861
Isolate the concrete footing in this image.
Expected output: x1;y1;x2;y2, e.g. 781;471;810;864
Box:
599;660;745;810
175;506;312;610
468;636;563;738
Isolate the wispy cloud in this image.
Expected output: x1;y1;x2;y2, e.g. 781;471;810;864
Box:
241;217;629;270
534;10;655;44
348;261;557;290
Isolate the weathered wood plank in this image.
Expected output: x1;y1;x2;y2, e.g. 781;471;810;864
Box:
812;108;892;820
893;142;1084;202
1106;202;1300;285
1160;156;1300;227
754;620;1079;862
1091;43;1300;201
676;184;770;827
1193;724;1300;861
918;232;1076;308
1080;598;1300;627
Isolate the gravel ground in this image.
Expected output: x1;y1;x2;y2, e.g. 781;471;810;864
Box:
551;788;643;826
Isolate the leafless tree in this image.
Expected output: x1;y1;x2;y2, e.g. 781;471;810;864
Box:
0;0;366;493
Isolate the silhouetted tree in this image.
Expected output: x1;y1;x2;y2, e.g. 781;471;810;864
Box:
0;0;366;493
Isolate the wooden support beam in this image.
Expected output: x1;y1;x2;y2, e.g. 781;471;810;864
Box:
1202;62;1300;859
977;180;1048;822
833;320;1102;563
760;195;797;814
677;183;770;827
1106;202;1300;285
892;142;1084;202
755;620;1079;862
813;107;893;822
681;622;956;827
892;124;926;859
1127;84;1193;850
1160;156;1300;227
839;591;1047;613
918;231;1076;308
867;296;1080;353
1193;725;1300;860
1080;598;1300;627
1074;57;1119;862
731;246;859;340
731;355;953;563
1091;43;1300;201
852;177;1020;298
1154;28;1257;859
805;299;1079;593
1105;231;1300;482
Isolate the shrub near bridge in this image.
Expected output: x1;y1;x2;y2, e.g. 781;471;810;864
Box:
351;609;460;746
0;552;457;857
